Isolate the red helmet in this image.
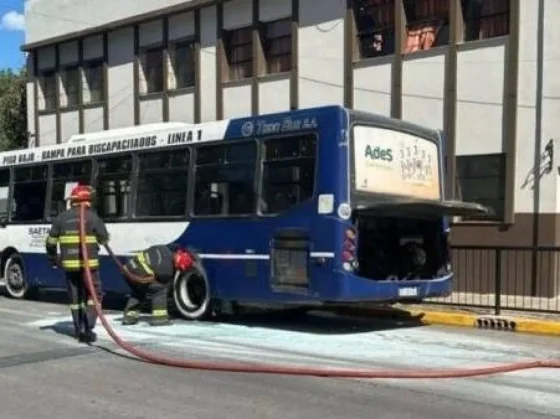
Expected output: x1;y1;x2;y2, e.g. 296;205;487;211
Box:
173;249;193;271
69;185;93;204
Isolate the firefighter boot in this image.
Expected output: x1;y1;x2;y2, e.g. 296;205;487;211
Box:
78;330;97;343
122;311;139;326
149;310;171;327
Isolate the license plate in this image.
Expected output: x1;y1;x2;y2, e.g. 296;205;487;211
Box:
398;287;418;297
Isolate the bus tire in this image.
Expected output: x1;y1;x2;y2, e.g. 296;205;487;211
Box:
172;264;212;321
4;254;29;299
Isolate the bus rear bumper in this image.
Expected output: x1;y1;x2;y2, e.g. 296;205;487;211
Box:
333;271;454;303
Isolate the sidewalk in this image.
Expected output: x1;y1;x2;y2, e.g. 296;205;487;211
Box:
425;292;560;315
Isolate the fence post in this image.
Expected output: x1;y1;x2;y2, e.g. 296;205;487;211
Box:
495;248;502;315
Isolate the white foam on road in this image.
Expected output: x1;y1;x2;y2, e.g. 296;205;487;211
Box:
26;313;560;416
27;313;558;368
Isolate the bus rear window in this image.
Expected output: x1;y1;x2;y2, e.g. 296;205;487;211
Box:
352;125;441;201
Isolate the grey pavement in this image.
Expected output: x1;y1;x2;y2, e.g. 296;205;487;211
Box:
0;295;559;419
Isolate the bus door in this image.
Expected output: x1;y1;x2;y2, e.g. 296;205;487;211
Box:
268;228;311;293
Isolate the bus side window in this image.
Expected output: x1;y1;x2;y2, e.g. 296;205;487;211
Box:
12;165;49;222
193;142;256;216
135;149;190;217
95;156;133;219
0;169;10;220
260;134;316;214
50;160;92;217
0;169;10;221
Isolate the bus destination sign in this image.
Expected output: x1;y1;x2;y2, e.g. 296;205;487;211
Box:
0;128;206;167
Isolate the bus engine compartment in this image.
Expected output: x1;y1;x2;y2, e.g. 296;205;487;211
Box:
354;214;451;282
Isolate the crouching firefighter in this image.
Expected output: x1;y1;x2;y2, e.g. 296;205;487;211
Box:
122;245;194;326
45;185;110;343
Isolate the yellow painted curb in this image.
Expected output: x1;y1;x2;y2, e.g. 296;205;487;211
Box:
338;306;560;337
406;309;478;328
514;318;560;337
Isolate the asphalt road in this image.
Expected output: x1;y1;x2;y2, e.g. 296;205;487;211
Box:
1;295;559;419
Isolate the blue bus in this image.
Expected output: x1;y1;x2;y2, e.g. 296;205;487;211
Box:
0;106;489;320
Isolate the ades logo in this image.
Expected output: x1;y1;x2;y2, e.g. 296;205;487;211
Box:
364;145;393;163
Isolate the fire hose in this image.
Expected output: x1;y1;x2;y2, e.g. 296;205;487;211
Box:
77;203;560;378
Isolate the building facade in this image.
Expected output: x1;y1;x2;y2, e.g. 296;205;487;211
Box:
22;0;560;295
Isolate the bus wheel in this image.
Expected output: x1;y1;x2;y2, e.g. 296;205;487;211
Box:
4;254;28;299
173;265;212;321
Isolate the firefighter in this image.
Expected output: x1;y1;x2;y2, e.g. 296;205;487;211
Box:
121;245;193;326
45;185;110;343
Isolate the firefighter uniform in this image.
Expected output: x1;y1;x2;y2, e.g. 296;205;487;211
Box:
122;245;192;326
45;186;109;343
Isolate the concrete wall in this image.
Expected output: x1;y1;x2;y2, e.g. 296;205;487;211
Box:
25;0;560;217
25;0;202;45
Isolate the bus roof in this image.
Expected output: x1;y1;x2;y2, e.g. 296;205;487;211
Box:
0;105;438;168
67;122;193;143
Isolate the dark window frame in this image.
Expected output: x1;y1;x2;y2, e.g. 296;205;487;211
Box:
261;18;292;75
258;133;319;217
223;26;253;82
93;154;134;221
403;0;450;53
10;163;49;223
0;168;11;220
354;0;396;59
455;153;506;222
191;139;259;219
169;39;196;90
39;70;57;111
133;147;191;219
140;45;165;95
48;158;94;220
83;59;105;104
60;65;80;108
461;0;510;42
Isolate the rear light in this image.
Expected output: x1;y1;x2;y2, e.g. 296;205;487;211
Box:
342;228;357;271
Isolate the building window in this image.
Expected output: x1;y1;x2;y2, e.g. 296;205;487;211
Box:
354;0;396;59
262;18;292;74
135;149;190;217
83;60;104;104
456;153;505;221
168;40;195;90
193;142;257;216
403;0;449;54
260;134;317;214
140;46;164;95
39;70;57;111
95;156;133;219
462;0;509;42
60;66;80;108
223;26;253;82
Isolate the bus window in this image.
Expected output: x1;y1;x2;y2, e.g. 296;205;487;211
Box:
50;160;92;217
193;142;256;216
12;165;48;222
135;149;190;217
0;169;10;219
95;156;132;219
260;134;316;214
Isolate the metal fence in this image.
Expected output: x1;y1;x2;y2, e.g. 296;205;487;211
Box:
425;246;560;315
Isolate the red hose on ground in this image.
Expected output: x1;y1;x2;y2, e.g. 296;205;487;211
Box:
78;204;560;378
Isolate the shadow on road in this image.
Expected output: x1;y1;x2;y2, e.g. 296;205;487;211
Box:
29;289;425;337
216;310;424;335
